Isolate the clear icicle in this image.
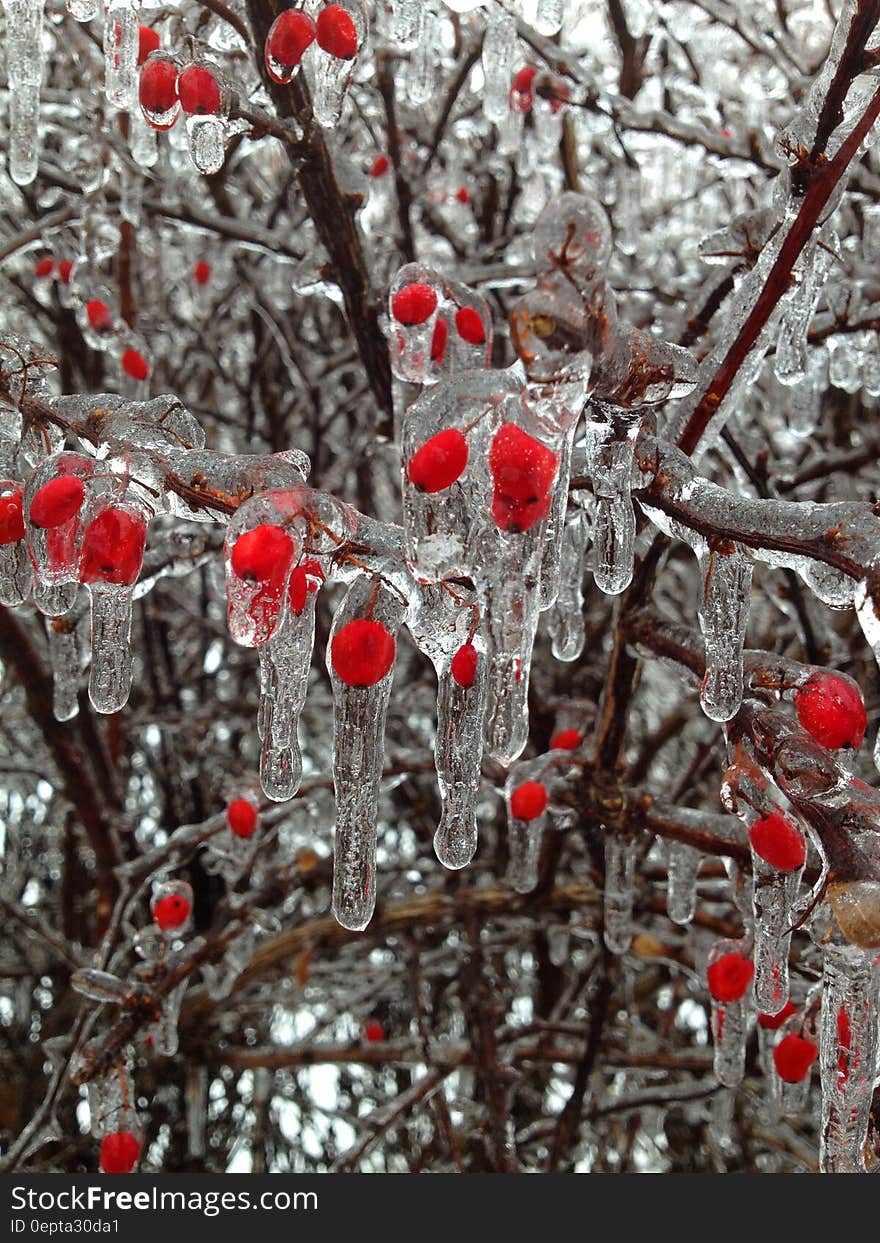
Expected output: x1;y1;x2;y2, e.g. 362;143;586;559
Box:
774;239;833;386
103;0;138;110
585;415;637;596
507;811;544;893
129;107;159;168
708;940;752;1088
87;586;133;714
328;576;407;931
666;840;701;925
533;0;563;36
433;639;488;870
0;540;31;606
752;857;802;1014
185;1066;208;1158
66;0;98;18
481;14;517;125
818;940;880;1173
405;8;437;107
6;0;45;187
187;116;227;176
481;552;543;767
390;0;420;46
258;598;317;802
537;422;578;612
698;545;752;722
49;616;80;721
548;510;587;661
603;834;636;954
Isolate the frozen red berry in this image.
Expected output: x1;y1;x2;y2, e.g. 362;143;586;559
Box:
79;508;147;585
193;260;211;285
178;64;221;115
758;999;798;1030
773;1032;818;1083
227;798;258;838
86;299;113;332
137;26;160;66
510;65;537;113
489;423;558;503
550;728;582;751
455;186;470;204
34;257;54;279
0;490;25;544
139;57;178;116
364;1019;384;1042
315;5;358;59
153;893;191;931
451;643;478;688
331;618;396;687
748;810;806;872
454;306;486;346
231;525;294;584
510;780;548;821
369;154;390;177
707;952;754;1003
391;283;437;326
122;348;149;381
29;476;85;529
430;316;448;364
407;428;468;493
265;9;316;77
58;259;73;285
287;557;324;615
795;672;866;750
491;490;552;534
100;1131;141;1174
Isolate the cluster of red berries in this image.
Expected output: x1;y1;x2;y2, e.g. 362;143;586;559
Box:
390;281;487;368
139;35;222;129
21;474;147;587
83;299;150;380
34;256;73;285
265;4;361;83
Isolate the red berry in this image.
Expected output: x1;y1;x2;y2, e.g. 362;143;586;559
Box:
153;893;191;931
29;476;85;529
454;306;486;345
510;780;548;821
707;952;754;1003
550;728;582;751
100;1131;141;1174
288;557;324;615
193;260;211;285
178;64;221;115
122;348;149;381
795;672;866;750
455;186;470;204
58;259;73;285
758;999;798;1030
227;798;258;838
489;423;558;503
451;643;478;687
34;257;54;279
773;1032;818;1083
407;428;469;493
364;1020;384;1043
369;154;390;177
490;490;552;534
315;5;358;59
86;299;112;332
139;57;179;116
137;26;160;66
391;283;437;326
231;525;294;584
510;65;537;112
748;810;806;872
266;10;317;76
0;490;25;544
79;508;147;586
430;317;448;364
331;618;396;687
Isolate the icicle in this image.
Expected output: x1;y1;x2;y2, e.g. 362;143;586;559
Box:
786;349;826;439
697;544;753;722
481;14;517;125
390;0;420;46
505;762;551;893
49;616;80;721
103;0;138;110
185;1066;208;1158
533;0;563;36
6;0;45;186
66;0;97;17
405;8;437;107
752;858;802;1014
310;0;367;129
603;834;636;954
0;541;30;606
548;509;587;661
707;939;753;1088
86;585;134;714
818;940;879;1173
258;589;318;802
186;116;227;176
328;575;407;931
666;840;701;925
537;421;578;612
585;415;637;596
774;239;833;386
828;335;863;393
